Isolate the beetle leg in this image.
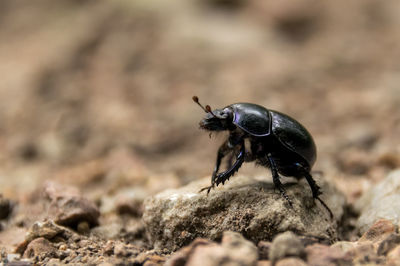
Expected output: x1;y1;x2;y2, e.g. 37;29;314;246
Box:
200;140;233;194
267;154;293;207
226;151;235;170
214;141;245;187
301;170;334;219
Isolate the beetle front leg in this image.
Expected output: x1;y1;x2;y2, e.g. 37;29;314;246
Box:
214;141;245;187
200;140;233;194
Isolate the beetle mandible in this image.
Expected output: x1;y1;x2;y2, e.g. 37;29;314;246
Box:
193;96;333;218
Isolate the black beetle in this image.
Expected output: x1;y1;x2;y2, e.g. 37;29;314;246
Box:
193;96;333;218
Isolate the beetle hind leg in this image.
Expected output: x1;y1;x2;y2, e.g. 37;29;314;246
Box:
297;165;333;219
266;154;293;207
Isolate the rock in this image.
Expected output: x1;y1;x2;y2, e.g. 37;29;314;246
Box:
276;257;307;266
134;251;166;266
330;241;356;253
258;241;272;260
91;222;123;240
165;238;213;266
77;221;90;234
166;232;258;266
269;231;305;264
43;181;100;228
305;244;351;266
113;242;141;258
26;220;68;241
15;220;69;254
0;195;13;220
143;175;344;250
23;237;57;258
346;242;383;265
257;261;272;266
186;231;258;266
114;189;146;217
358;219;396;244
387;245;400;266
355;169;400;234
377;233;400;256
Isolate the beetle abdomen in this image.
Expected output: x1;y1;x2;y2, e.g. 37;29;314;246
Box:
270;110;317;167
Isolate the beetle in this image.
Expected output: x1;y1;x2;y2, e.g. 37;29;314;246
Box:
193;96;333;218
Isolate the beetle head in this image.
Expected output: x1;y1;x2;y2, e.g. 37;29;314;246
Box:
193;96;233;131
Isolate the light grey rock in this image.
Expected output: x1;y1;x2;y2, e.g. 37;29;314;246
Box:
143;175;344;251
355;169;400;234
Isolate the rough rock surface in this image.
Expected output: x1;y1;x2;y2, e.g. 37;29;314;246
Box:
143;175;345;250
355;169;400;234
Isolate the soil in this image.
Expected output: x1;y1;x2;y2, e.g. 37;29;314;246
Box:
0;0;400;265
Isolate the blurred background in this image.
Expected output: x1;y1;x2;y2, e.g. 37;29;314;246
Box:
1;0;400;203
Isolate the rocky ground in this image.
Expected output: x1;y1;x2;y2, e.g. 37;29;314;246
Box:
1;0;400;265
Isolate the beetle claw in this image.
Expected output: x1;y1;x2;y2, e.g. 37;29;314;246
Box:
199;184;215;195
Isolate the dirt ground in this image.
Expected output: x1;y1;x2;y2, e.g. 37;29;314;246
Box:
1;0;400;264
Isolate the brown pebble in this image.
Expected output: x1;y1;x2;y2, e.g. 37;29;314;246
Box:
359;219;396;243
23;237;57;258
77;221;90;234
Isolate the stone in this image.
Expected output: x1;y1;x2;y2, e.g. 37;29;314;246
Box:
26;220;68;241
7;253;21;262
330;241;356;253
377;233;400;256
305;244;351;266
345;242;382;265
258;241;272;260
276;257;307;266
143;175;344;250
257;261;272;266
355;169;400;234
358;219;396;244
114;189;146;217
269;231;305;264
43;181;100;228
77;221;90;234
0;195;13;220
113;242;141;258
165;238;213;266
387;245;400;266
91;222;124;240
23;237;57;258
15;220;69;254
185;231;258;266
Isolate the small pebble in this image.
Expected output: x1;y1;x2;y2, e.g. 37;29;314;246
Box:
77;221;90;234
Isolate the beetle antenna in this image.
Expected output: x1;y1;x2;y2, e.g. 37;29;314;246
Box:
192;96;217;117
